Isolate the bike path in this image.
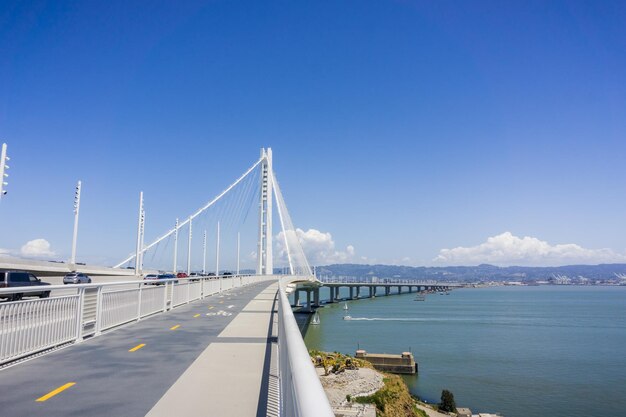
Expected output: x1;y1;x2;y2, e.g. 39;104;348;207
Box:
0;280;277;417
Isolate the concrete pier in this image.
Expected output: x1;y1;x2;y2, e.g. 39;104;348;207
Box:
355;349;417;375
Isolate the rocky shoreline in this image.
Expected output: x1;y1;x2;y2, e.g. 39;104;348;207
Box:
311;351;433;417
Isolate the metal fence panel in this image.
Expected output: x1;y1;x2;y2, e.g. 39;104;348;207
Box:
101;288;140;331
0;296;79;365
140;285;165;318
172;283;188;307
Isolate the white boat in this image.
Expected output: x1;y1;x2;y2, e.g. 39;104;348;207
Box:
343;302;348;310
343;315;352;321
311;312;320;325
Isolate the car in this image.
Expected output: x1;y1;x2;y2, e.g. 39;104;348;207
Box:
143;274;160;285
0;271;51;301
222;271;233;277
63;272;91;284
176;272;188;279
159;273;178;284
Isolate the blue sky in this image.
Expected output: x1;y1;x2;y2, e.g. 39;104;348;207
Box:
1;0;625;268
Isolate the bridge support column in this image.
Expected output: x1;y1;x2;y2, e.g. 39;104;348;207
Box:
371;286;375;298
356;286;361;298
294;290;300;307
349;287;354;300
314;288;320;307
385;286;390;296
306;290;312;313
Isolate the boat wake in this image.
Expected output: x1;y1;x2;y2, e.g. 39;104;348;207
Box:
344;317;459;322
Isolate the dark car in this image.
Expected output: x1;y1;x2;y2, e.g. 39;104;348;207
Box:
0;271;51;301
159;273;178;284
222;271;233;277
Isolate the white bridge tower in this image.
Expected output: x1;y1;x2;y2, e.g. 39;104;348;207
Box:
257;148;273;275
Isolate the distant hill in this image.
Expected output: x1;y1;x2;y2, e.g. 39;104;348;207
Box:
315;263;626;283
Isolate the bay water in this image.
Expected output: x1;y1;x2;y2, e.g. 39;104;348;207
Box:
303;286;626;417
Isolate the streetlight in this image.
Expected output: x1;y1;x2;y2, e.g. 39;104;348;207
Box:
70;180;82;265
0;143;10;199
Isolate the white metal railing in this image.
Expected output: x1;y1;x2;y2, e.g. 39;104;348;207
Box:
0;295;79;365
277;276;334;417
0;275;271;365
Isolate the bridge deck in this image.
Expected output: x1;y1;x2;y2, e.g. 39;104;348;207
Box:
0;281;279;417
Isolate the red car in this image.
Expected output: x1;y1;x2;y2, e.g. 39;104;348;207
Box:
176;272;188;279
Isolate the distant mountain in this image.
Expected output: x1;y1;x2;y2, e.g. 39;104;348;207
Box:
315;263;626;283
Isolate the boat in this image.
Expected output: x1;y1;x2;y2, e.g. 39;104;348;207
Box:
343;315;352;320
343;302;348;310
445;291;450;295
414;294;426;301
311;312;320;325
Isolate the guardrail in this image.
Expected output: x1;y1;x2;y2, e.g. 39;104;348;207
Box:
277;277;334;417
0;275;270;366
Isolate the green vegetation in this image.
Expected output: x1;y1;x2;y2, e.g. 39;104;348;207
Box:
439;389;457;413
354;375;421;417
309;349;369;375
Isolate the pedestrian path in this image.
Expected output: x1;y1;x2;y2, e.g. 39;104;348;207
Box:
146;282;279;417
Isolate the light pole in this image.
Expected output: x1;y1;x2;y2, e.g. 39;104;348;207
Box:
187;216;192;275
70;180;81;265
215;221;220;277
173;218;179;274
236;231;240;276
202;230;207;275
0;143;10;199
135;192;144;276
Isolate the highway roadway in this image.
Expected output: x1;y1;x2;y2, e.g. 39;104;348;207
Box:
0;281;277;417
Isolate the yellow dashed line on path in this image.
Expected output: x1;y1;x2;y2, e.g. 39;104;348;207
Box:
170;324;180;330
129;343;146;352
208;306;214;309
194;314;201;318
36;382;76;402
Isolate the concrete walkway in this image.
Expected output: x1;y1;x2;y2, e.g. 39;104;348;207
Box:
0;281;279;417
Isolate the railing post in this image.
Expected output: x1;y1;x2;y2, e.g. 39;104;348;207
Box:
137;283;143;320
95;285;104;336
170;281;175;310
187;279;191;304
163;281;169;312
75;287;86;343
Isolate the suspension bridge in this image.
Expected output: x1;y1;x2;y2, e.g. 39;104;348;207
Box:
0;147;455;417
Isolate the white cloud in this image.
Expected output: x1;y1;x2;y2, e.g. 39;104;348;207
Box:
20;239;56;258
276;228;357;265
434;232;626;266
